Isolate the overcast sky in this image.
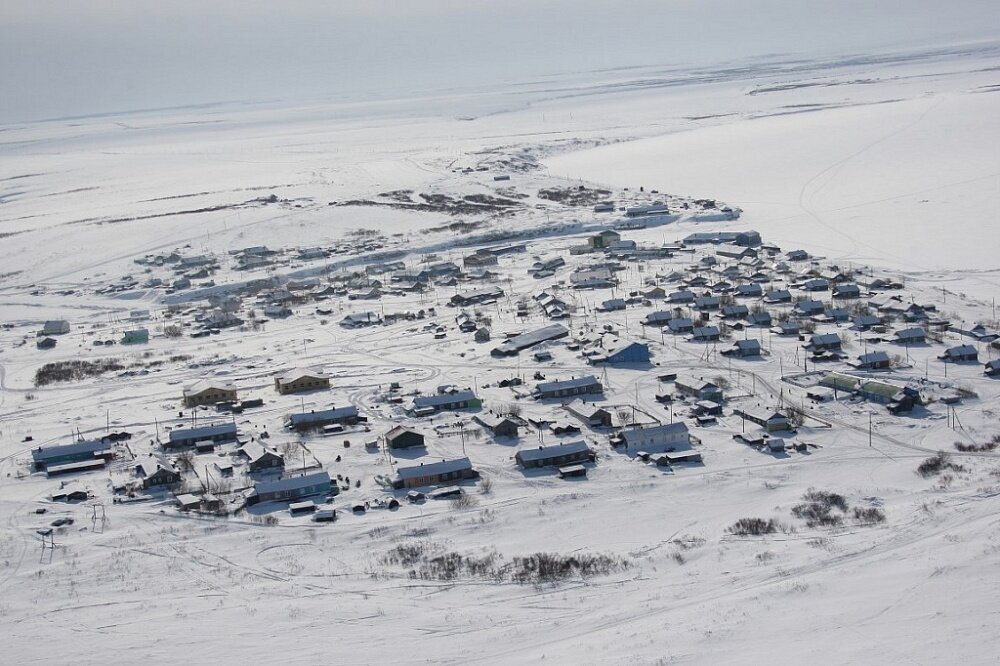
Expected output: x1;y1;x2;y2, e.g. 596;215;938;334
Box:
2;0;999;123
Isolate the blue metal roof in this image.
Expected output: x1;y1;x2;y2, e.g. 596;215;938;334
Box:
287;406;358;426
395;457;474;481
412;390;477;408
516;441;591;463
895;327;926;340
946;344;977;356
535;375;601;394
606;342;650;362
253;471;331;495
621;422;689;444
168;422;237;442
31;439;110;463
492;324;569;354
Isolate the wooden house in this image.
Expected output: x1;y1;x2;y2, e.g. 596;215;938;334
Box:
247;471;333;506
274;369;330;394
392;458;478;489
515;441;593;469
183;381;238;408
384;426;425;449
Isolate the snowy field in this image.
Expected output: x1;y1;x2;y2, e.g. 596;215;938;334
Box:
2;43;1000;665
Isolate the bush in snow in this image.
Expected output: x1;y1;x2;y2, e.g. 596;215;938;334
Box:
917;452;965;478
727;518;779;536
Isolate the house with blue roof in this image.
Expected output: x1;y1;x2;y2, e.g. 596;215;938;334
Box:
31;439;113;471
392;458;478;489
410;390;480;413
166;422;237;450
515;441;594;469
247;471;333;505
533;376;603;400
286;406;361;431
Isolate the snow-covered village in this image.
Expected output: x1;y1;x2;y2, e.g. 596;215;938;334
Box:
3;4;1000;664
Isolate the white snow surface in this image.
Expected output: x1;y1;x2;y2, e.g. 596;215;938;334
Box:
1;43;1000;665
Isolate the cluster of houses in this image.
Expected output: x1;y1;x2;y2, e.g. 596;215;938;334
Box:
22;209;1000;523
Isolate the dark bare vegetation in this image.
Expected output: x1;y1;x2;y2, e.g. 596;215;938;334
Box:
790;489;886;528
428;220;486;234
35;359;125;386
917;452;966;478
537;186;611;207
381;542;627;584
954;435;1000;453
337;191;523;217
792;489;848;528
727;518;780;536
853;507;887;525
145;354;192;368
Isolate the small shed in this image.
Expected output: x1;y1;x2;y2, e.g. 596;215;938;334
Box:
558;464;588;479
175;494;201;511
121;329;149;345
766;438;786;452
289;500;317;515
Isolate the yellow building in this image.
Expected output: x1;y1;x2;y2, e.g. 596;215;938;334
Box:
274;369;330;395
183;381;238;407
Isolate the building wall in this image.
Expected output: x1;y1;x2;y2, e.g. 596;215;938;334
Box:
249;455;284;472
624;432;687;450
493;423;519;438
34;450;111;470
518;451;589;469
276;377;331;394
169;430;237;448
608;346;650;363
388;432;424;449
256;482;331;504
184;388;237;407
395;468;476;489
540;384;600;399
